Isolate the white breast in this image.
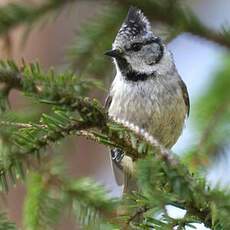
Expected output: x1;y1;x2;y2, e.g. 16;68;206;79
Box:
108;70;187;148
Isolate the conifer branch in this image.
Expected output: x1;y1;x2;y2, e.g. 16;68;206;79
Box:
0;60;101;110
0;103;224;228
0;61;229;228
0;97;215;228
24;169;117;230
0;120;45;129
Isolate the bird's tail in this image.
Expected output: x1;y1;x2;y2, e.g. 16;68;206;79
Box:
111;148;137;194
123;170;138;194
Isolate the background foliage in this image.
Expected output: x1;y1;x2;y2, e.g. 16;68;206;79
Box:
0;0;229;229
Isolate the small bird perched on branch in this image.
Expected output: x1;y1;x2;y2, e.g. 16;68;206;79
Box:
105;6;189;194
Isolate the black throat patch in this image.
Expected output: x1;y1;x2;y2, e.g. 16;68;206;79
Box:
125;71;150;81
116;57;156;82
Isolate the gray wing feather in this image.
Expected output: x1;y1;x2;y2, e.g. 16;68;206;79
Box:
178;79;190;116
104;94;112;111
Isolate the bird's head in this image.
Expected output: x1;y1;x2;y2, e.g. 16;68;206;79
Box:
105;7;172;79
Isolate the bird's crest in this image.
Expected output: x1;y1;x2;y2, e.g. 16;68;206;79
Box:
114;7;151;46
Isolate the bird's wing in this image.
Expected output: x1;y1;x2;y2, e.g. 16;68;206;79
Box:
104;93;124;185
104;94;112;111
178;79;190;117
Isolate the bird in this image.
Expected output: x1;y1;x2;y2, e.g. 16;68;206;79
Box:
104;6;189;194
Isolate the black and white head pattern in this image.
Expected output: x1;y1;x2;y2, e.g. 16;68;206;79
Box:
111;7;173;79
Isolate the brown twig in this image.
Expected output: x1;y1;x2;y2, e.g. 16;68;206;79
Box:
0;121;46;129
125;206;149;229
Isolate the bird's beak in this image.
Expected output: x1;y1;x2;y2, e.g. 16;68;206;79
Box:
104;49;123;58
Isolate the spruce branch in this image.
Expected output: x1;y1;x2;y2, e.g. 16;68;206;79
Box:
0;97;216;227
24;162;117;230
23;172;64;230
0;60;229;228
0;96;223;228
3;103;225;228
0;60;101;111
68;178;117;228
0;120;45;129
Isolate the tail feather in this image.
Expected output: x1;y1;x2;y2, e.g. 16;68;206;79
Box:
111;148;137;193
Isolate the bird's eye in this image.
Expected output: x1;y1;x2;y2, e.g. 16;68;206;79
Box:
131;43;142;52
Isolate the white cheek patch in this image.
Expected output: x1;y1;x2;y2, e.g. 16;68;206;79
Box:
125;48;174;76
